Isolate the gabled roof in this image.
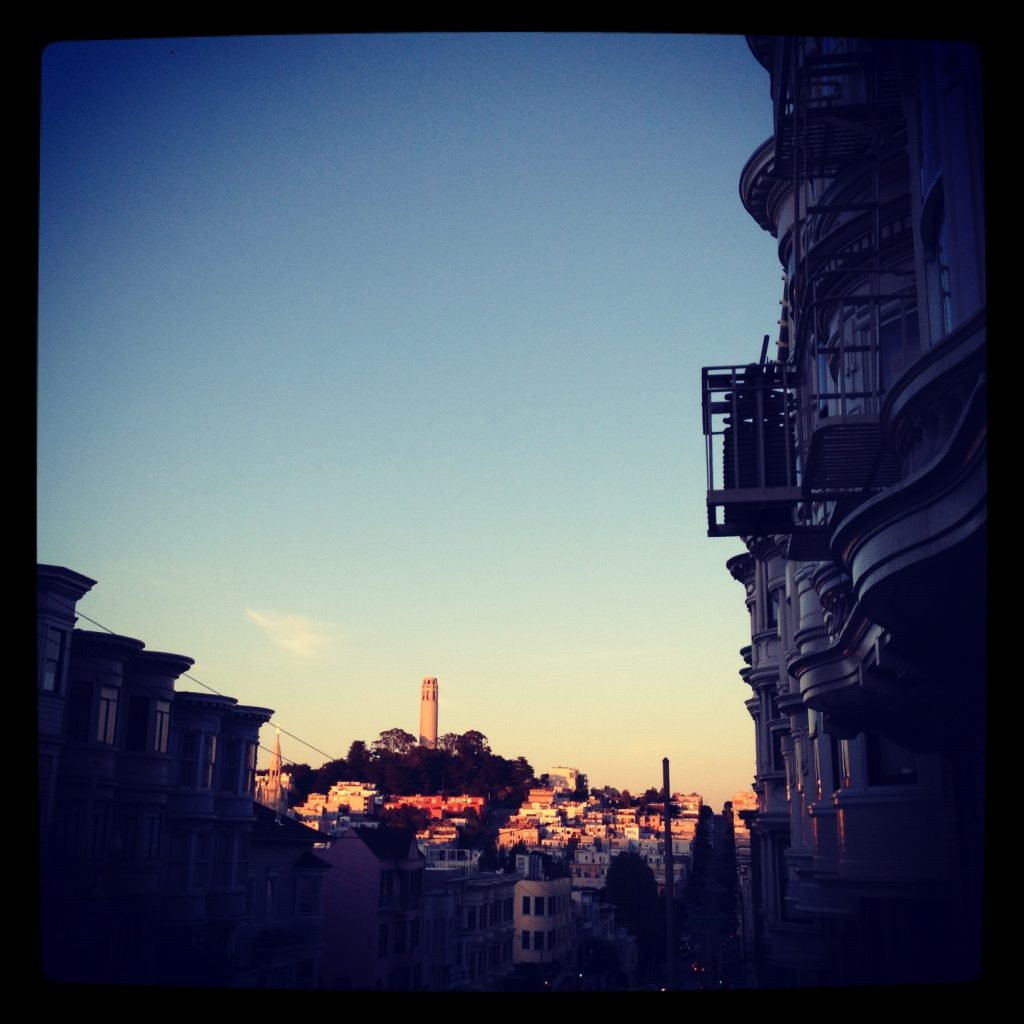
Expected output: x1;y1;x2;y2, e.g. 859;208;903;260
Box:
355;826;424;864
295;850;330;871
252;802;326;844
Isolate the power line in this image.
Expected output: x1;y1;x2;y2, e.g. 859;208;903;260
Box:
50;612;342;766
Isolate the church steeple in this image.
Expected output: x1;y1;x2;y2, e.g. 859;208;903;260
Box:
268;727;282;800
257;725;286;812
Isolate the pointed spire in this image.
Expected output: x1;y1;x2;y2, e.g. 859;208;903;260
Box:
269;726;284;821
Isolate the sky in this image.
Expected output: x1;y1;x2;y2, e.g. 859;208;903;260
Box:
38;33;783;811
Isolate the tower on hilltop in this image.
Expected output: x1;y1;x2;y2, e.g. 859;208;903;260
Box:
419;677;438;749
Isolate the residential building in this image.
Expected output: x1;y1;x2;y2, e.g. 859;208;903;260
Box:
423;864;516;991
318;826;426;990
700;37;985;986
232;804;328;989
573;888;639;990
37;564;324;988
513;854;573;978
382;793;486;819
548;766;581;793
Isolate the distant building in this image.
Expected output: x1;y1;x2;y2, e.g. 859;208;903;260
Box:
514;855;573;980
422;855;516;991
419;676;438;748
548;766;580;793
383;793;486;820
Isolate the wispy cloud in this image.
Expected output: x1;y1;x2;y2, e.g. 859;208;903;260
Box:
245;608;335;659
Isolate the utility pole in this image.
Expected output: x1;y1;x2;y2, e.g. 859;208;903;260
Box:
663;757;675;989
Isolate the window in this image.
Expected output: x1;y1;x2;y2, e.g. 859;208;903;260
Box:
97;686;119;744
772;730;786;772
522;895;530;916
202;735;217;789
154;701;171;753
467;906;477;930
534;930;544;951
534;895;545;916
936;214;953;337
41;627;67;693
521;930;530;950
242;742;257;794
394;920;407;954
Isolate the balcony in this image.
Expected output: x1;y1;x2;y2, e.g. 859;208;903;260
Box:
702;361;802;537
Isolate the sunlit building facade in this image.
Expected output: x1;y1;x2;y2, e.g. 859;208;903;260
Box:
701;37;985;986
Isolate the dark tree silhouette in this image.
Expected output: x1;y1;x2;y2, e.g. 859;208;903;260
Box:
604;851;662;970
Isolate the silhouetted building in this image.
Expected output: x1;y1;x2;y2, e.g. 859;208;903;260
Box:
36;564;324;988
700;37;985;986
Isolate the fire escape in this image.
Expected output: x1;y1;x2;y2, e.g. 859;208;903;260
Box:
703;40;915;543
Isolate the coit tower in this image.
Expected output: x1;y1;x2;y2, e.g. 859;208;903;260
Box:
419;677;438;749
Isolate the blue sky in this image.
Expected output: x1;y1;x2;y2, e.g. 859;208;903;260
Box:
39;33;781;809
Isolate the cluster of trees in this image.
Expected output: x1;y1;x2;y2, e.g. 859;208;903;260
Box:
287;728;536;808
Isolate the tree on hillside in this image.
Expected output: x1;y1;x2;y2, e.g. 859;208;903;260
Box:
373;727;417;757
311;758;349;793
455;730;491;759
287;763;315;803
381;804;431;831
346;740;371;778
